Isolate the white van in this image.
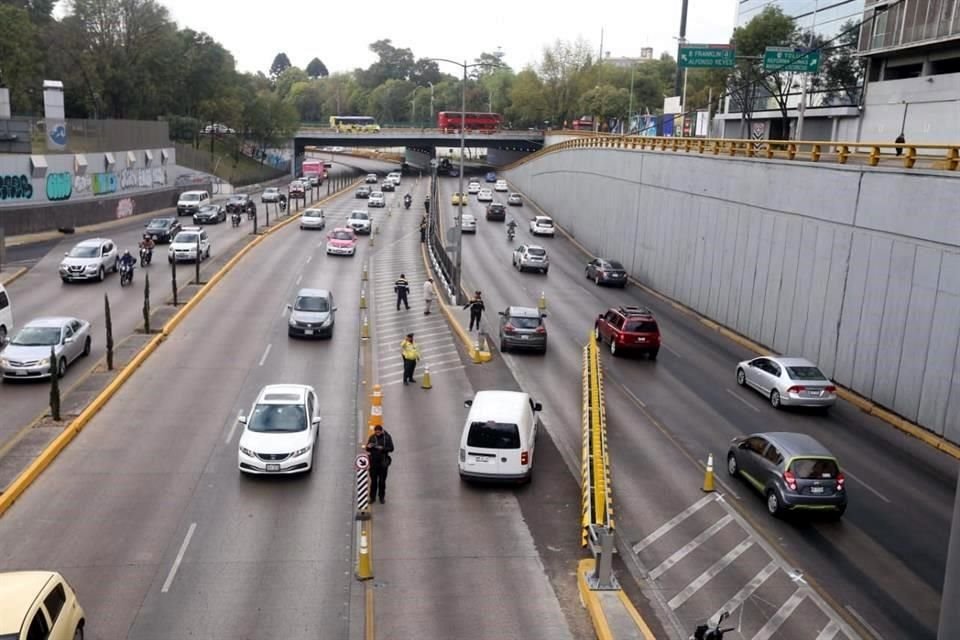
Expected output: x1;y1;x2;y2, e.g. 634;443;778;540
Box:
0;283;12;345
176;190;210;216
458;390;542;483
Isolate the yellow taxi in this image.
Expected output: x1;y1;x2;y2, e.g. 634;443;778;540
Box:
451;192;466;206
0;571;85;640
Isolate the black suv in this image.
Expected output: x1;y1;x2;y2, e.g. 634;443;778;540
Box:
144;217;182;243
226;194;255;214
486;203;506;221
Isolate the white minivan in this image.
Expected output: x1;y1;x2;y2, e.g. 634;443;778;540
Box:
0;283;12;344
458;390;542;483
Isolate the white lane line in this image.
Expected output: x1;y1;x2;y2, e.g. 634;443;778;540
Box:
815;620;841;640
649;514;733;580
306;255;312;263
419;356;463;369
224;411;243;444
258;343;272;367
161;522;197;593
845;605;888;640
751;590;806;640
660;342;683;359
842;469;891;503
296;274;303;285
726;388;761;412
280;303;288;316
668;539;754;610
708;561;778;627
618;382;647;408
375;314;444;329
633;494;718;552
376;317;449;334
380;364;465;387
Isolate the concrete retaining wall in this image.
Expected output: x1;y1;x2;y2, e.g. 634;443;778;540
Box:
506;148;960;443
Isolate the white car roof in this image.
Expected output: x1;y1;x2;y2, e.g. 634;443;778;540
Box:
469;390;533;423
74;238;110;248
24;316;77;328
256;384;311;404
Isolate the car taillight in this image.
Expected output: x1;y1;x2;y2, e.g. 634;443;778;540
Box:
787;385;806;394
521;451;529;465
836;472;845;490
783;470;797;491
825;385;837;393
535;326;546;334
503;324;516;333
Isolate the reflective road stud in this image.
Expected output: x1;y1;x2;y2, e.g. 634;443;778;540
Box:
362;264;368;281
361;316;370;340
702;453;715;493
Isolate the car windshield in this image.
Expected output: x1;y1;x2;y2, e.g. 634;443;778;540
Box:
351;212;368;220
305;210;322;217
786;366;827;380
527;247;546;256
12;326;61;346
67;245;100;258
371;193;383;198
332;230;354;240
607;261;625;270
509;316;541;329
147;219;170;229
790;458;839;479
229;196;246;202
198;206;217;213
537;219;554;226
182;194;200;201
294;296;329;312
467;421;520;449
247;404;307;433
265;189;278;194
176;233;198;244
623;320;657;332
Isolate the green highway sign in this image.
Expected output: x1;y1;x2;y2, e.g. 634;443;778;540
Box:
678;44;736;69
763;47;821;73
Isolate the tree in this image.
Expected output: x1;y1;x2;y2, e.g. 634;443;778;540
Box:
275;66;309;100
358;39;415;87
410;58;444;86
1;0;56;22
579;84;629;129
306;57;329;79
539;38;594;125
0;5;42;113
270;52;292;79
472;50;509;79
506;69;546;127
814;20;865;107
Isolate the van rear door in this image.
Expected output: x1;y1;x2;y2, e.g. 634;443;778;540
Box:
465;420;521;476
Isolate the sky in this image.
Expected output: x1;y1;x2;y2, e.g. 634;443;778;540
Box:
152;0;738;76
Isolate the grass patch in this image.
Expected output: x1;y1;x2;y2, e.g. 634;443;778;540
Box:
175;138;287;186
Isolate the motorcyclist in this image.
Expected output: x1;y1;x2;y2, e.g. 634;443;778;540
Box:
138;234;155;252
403;193;412;208
119;249;136;275
506;218;517;238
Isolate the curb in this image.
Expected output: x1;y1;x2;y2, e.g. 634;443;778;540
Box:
0;180;363;519
511;183;960;462
577;559;657;640
0;267;27;287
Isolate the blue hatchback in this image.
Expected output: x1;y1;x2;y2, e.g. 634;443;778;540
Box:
485;171;497;183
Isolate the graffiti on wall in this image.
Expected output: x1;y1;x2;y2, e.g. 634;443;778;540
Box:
116;197;135;219
46;172;72;201
119;167;167;191
0;175;34;201
92;172;117;195
73;173;91;195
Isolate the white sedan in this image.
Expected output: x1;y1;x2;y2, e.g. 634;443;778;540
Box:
460;213;477;234
529;216;555;236
467;182;481;194
477;188;494;202
261;187;281;203
494;179;508;192
238;384;322;474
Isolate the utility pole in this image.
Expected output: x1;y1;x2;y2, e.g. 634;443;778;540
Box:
796;0;819;140
674;0;689;98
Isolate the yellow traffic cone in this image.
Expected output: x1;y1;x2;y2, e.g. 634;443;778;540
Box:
421;366;432;389
356;524;373;581
702;453;715;493
538;291;547;312
360;292;367;309
479;334;489;353
362;265;368;281
361;317;369;340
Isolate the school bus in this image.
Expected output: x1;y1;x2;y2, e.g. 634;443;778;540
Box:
329;116;381;133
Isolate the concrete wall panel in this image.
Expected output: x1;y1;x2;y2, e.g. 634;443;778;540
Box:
507;147;960;442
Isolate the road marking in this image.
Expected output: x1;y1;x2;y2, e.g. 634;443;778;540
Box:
668;538;754;610
633;494;717;553
648;514;733;579
751;590;806;640
306;255;312;263
161;522;197;593
280;303;289;316
618;382;647;408
708;561;779;626
659;342;683;359
296;274;303;285
258;343;272;367
726;388;761;412
845;605;887;640
842;469;891;503
224;411;243;444
815;620;841;640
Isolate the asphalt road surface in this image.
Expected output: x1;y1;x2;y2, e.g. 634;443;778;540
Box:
439;174;957;640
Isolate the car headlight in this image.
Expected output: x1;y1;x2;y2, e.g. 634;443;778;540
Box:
239;446;255;457
321;315;333;326
38;358;49;367
292;446;312;457
86;264;99;271
0;358;8;367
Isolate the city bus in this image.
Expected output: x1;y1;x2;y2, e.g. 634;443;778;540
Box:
329;116;381;133
437;111;502;133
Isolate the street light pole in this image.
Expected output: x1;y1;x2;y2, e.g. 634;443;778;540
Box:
428;82;435;128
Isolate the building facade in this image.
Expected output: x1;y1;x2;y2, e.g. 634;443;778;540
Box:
855;0;960;143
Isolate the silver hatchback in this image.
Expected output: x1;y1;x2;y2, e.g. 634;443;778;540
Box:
735;356;837;410
1;316;91;380
497;306;547;354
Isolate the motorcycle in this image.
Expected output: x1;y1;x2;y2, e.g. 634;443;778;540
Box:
691;612;734;640
279;196;287;212
231;212;242;227
507;225;516;242
119;262;134;287
139;247;152;267
403;195;412;210
247;206;255;220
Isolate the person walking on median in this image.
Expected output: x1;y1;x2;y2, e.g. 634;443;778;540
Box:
463;291;485;331
365;424;394;504
400;333;421;385
419;215;427;243
895;132;906;156
423;277;434;315
394;273;410;311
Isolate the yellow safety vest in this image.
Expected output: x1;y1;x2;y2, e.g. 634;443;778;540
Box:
401;340;420;361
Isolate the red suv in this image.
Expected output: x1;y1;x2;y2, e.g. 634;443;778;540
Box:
594;306;661;359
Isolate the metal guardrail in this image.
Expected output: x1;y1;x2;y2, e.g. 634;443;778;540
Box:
521;130;960;172
297;127;543;140
581;333;614;547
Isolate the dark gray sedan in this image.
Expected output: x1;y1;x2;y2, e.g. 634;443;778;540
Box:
0;316;91;380
585;258;627;287
497;306;547;354
192;204;226;224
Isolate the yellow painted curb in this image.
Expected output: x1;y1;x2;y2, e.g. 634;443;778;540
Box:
577;559;615;640
0;267;27;286
618;591;658;640
0;181;363;519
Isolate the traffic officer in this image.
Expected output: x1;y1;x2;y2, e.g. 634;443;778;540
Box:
394;273;410;310
463;291;485;331
400;333;421;385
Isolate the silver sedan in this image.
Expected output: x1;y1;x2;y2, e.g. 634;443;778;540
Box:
0;316;92;380
735;356;837;410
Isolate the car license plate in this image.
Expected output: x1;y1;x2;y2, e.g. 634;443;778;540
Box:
266;464;280;472
472;456;489;464
14;371;27;376
304;329;314;335
810;486;824;494
521;335;529;340
637;337;646;342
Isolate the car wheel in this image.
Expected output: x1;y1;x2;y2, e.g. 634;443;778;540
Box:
499;339;508;353
766;490;783;517
609;339;617;356
736;368;746;386
648;349;658;361
726;454;740;477
543;267;549;274
97;267;105;282
594;325;601;342
73;625;84;640
0;326;5;345
595;275;601;285
770;390;782;409
58;357;68;378
82;336;91;357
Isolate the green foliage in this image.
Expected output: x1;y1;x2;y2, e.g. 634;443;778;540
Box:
306;57;329;79
0;5;42;113
270;52;292;79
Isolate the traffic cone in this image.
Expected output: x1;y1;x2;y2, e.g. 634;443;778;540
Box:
356;524;373;581
361;316;369;340
360;292;367;309
538;291;547;312
362;265;368;281
702;453;715;493
421;366;432;389
479;334;489;353
369;233;375;247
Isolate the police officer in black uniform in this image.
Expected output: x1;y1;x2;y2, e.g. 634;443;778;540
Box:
394;273;410;311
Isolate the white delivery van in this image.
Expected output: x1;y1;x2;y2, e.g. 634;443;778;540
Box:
458;390;542;483
0;283;12;344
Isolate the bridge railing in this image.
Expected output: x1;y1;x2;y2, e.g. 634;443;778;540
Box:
296;126;543;139
516;130;960;172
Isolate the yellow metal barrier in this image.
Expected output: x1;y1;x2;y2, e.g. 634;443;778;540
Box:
581;333;614;546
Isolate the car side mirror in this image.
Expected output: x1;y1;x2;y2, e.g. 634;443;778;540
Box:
533;402;543;412
312;417;322;425
237;416;248;424
464;399;473;408
541;314;547;319
285;304;292;310
63;336;75;344
64;252;69;256
738;442;750;449
332;306;338;312
498;311;505;316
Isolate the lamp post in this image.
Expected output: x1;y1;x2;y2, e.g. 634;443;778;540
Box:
428;81;435;128
427;56;502;304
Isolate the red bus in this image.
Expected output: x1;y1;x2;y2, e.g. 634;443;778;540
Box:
437;111;503;133
570;115;595;131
